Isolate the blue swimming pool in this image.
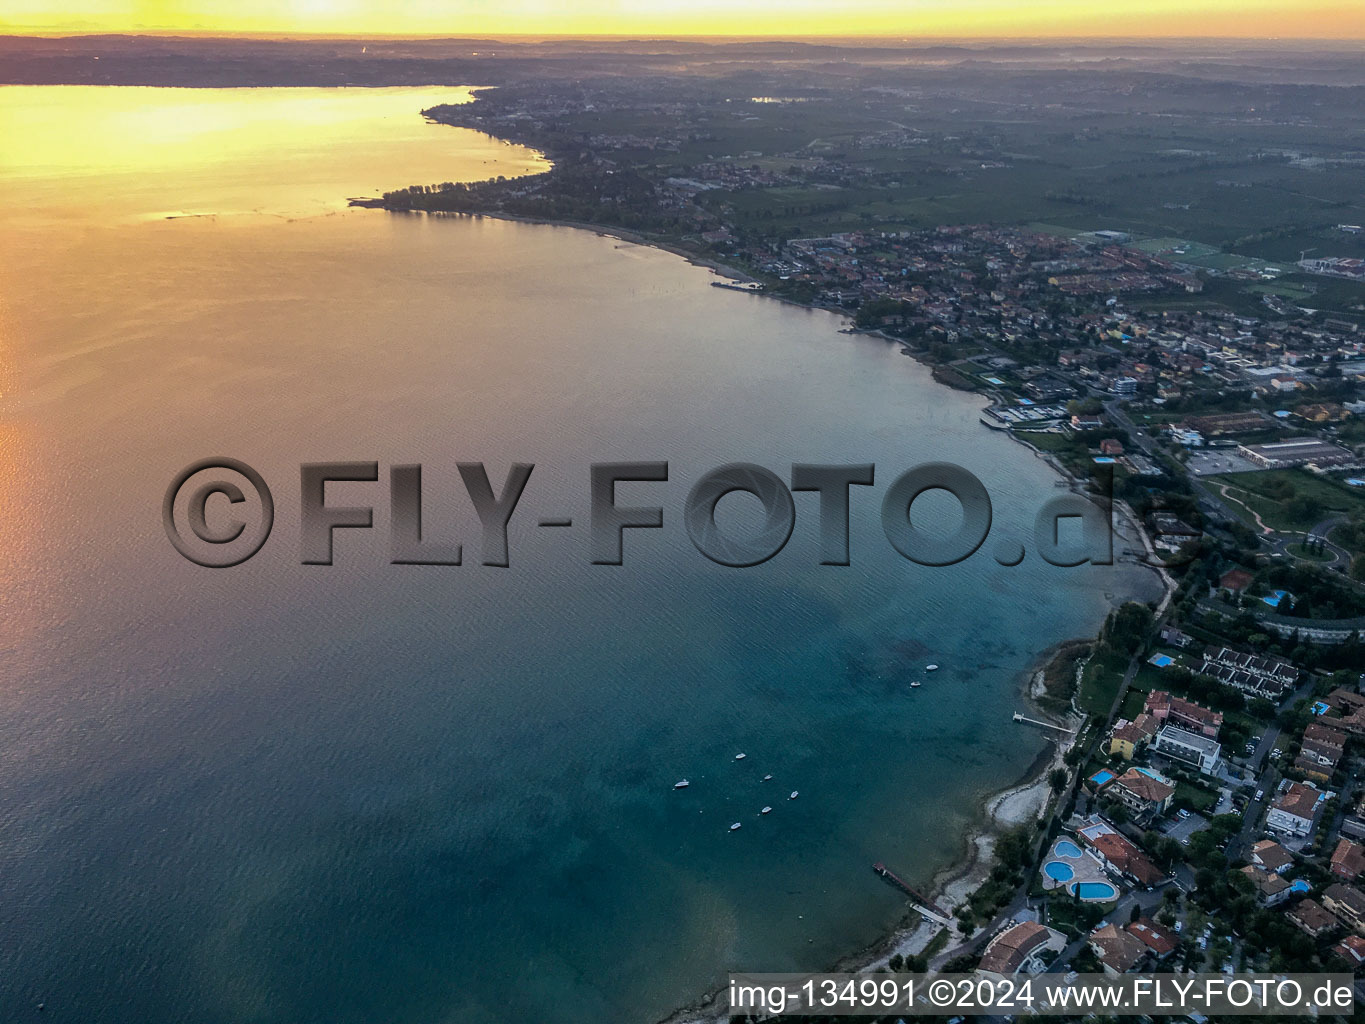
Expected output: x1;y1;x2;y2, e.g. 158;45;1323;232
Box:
1088;770;1114;786
1073;881;1118;901
1055;839;1082;858
1044;861;1074;882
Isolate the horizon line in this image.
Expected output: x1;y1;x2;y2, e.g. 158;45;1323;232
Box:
5;30;1365;43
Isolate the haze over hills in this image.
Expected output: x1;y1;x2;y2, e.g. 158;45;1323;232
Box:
3;33;1365;87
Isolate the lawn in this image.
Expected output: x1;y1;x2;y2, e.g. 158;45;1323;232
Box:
1206;469;1365;533
1077;647;1130;718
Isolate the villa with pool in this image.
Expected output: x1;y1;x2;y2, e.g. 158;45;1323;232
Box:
1040;816;1168;902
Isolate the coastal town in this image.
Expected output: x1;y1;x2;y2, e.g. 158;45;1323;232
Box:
372;71;1365;1017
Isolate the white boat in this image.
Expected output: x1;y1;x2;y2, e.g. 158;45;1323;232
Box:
734;752;746;760
762;773;773;781
789;791;799;800
925;664;939;671
729;822;742;831
761;806;772;815
909;681;922;688
674;779;690;789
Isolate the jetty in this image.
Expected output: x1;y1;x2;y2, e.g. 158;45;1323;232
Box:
871;862;952;924
1012;712;1075;734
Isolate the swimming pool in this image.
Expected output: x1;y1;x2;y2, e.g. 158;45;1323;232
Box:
1088;770;1114;786
1055;840;1082;858
1073;881;1118;901
1044;861;1075;882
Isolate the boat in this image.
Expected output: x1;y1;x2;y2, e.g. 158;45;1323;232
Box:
734;752;746;760
761;806;772;815
729;822;742;832
925;664;939;671
762;773;773;781
909;680;922;688
789;791;799;800
674;779;690;790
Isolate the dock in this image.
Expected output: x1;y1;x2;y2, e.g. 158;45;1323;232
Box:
872;862;952;924
1012;712;1075;734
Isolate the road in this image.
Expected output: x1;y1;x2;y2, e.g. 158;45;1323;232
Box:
1229;672;1318;860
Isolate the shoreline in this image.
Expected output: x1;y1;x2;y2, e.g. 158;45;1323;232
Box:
655;639;1086;1024
356;203;1167;1024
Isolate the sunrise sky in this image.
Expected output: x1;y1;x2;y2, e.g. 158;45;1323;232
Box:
5;0;1365;39
1;0;1362;39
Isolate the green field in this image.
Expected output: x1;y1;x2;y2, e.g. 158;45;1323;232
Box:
1078;647;1130;717
1206;469;1365;533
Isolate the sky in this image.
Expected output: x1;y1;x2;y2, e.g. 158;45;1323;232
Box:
2;0;1363;39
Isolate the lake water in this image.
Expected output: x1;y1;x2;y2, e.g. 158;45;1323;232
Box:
0;86;1158;1023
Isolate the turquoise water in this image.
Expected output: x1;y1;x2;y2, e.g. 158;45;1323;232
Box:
0;87;1160;1024
1055;839;1083;858
1044;861;1075;881
1074;882;1120;901
1089;770;1115;786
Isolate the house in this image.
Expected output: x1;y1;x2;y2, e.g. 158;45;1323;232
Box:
1251;839;1294;875
1099;438;1125;456
1107;767;1176;823
1326;689;1365;737
1147;512;1200;550
1071;413;1105;431
1296;721;1346;782
1267;782;1331;838
1125;918;1177;959
1322;883;1365;935
1159;625;1196;649
1287;898;1337;938
977;921;1066;976
1303;720;1347;758
1343;794;1365;842
1088;921;1149;975
1153;725;1222;775
1082;826;1165;887
1331;934;1365;966
1239;864;1293;907
1331;839;1365;882
1144;691;1222;737
1199;646;1298;698
1218;568;1255;594
1108;714;1158;760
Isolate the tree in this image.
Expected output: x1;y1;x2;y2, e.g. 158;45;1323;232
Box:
1049;767;1069;792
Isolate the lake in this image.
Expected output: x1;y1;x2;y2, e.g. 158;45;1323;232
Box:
0;86;1158;1023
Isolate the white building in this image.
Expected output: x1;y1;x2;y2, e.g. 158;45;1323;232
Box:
1152;725;1222;776
1266;782;1332;837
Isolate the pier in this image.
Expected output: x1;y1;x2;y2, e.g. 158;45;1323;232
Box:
1012;712;1075;734
872;862;952;924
